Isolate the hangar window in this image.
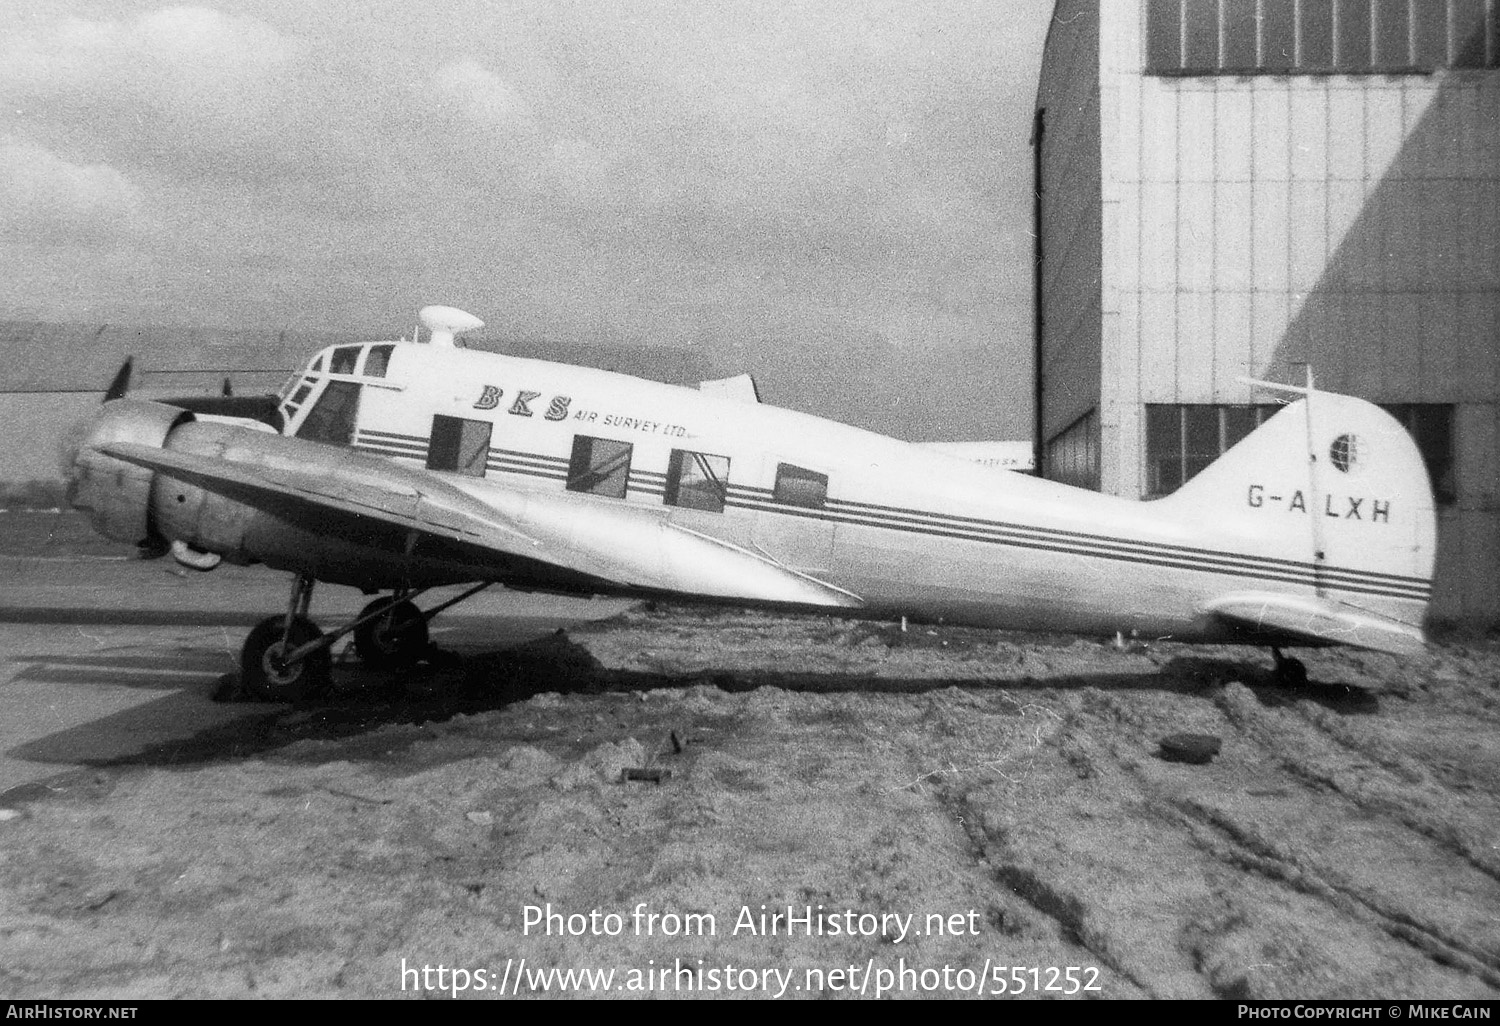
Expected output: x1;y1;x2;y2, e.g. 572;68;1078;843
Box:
666;450;730;512
1045;410;1100;491
1146;0;1496;74
1380;404;1456;505
1145;404;1283;496
329;346;361;375
297;381;362;446
567;436;633;498
773;463;828;510
427;415;492;478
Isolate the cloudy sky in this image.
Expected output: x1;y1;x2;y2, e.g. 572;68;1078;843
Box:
0;1;1053;432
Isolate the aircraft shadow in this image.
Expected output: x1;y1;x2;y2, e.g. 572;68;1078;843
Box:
1;628;1378;793
1153;655;1381;714
0;606;268;628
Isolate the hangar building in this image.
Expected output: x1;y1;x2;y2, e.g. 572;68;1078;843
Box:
1033;0;1500;623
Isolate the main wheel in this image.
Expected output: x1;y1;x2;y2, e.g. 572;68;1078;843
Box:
353;598;429;670
241;615;331;702
1272;649;1309;687
1276;657;1309;687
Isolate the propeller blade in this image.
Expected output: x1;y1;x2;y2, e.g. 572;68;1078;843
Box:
222;377;233;397
104;358;133;402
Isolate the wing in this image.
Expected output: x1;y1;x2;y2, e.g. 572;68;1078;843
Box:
98;440;862;609
1203;591;1426;656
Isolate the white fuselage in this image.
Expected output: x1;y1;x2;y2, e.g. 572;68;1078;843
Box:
272;340;1427;643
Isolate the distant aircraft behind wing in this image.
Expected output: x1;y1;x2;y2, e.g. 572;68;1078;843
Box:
60;305;1436;700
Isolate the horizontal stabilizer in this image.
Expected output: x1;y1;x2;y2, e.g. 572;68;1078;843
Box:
1204;592;1427;656
919;441;1034;472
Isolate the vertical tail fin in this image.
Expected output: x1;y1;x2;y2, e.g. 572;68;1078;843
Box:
1160;392;1435;647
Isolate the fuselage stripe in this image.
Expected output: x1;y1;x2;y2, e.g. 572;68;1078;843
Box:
494;448;568;466
725;498;1429;602
824;496;1427;589
359;429;427;444
353;441;425;458
347;434;1430;601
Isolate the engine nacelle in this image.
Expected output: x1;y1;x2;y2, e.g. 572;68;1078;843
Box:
66;406;485;591
147;419;265;565
62;399;194;549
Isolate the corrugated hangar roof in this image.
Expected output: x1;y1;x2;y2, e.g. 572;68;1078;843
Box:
0;320;718;396
0;321;363;394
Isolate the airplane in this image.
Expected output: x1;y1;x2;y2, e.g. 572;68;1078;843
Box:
58;306;1435;702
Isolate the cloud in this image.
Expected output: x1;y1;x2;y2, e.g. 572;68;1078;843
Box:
0;6;320;199
0;0;1048;431
0;6;301;113
431;59;538;132
421;58;612;199
0;138;144;244
0;6;396;225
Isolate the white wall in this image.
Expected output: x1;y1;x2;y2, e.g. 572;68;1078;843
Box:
1089;0;1500;622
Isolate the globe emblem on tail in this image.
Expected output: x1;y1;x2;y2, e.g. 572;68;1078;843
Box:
1330;433;1358;473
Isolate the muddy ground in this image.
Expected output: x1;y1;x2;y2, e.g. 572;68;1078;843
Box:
2;542;1500;998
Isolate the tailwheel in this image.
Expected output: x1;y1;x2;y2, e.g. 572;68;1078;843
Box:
1271;647;1308;687
353;597;430;670
241;615;331;702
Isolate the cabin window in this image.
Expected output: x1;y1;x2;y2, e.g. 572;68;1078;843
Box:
772;463;828;510
427;415;492;478
666;450;730;512
364;344;393;379
297;381;361;446
567;436;633;498
329;346;361;375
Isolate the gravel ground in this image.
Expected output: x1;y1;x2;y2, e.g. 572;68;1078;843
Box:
3;588;1499;1000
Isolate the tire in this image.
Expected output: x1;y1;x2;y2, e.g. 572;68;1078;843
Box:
1276;657;1309;687
353;598;429;670
241;615;330;702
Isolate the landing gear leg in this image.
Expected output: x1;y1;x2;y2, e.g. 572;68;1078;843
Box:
240;573;331;702
237;580;496;702
1271;647;1308;687
353;583;494;670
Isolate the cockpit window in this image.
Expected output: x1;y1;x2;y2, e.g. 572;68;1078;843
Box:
297;381;361;446
364;344;393;379
311;353;326;373
329;346;361;375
